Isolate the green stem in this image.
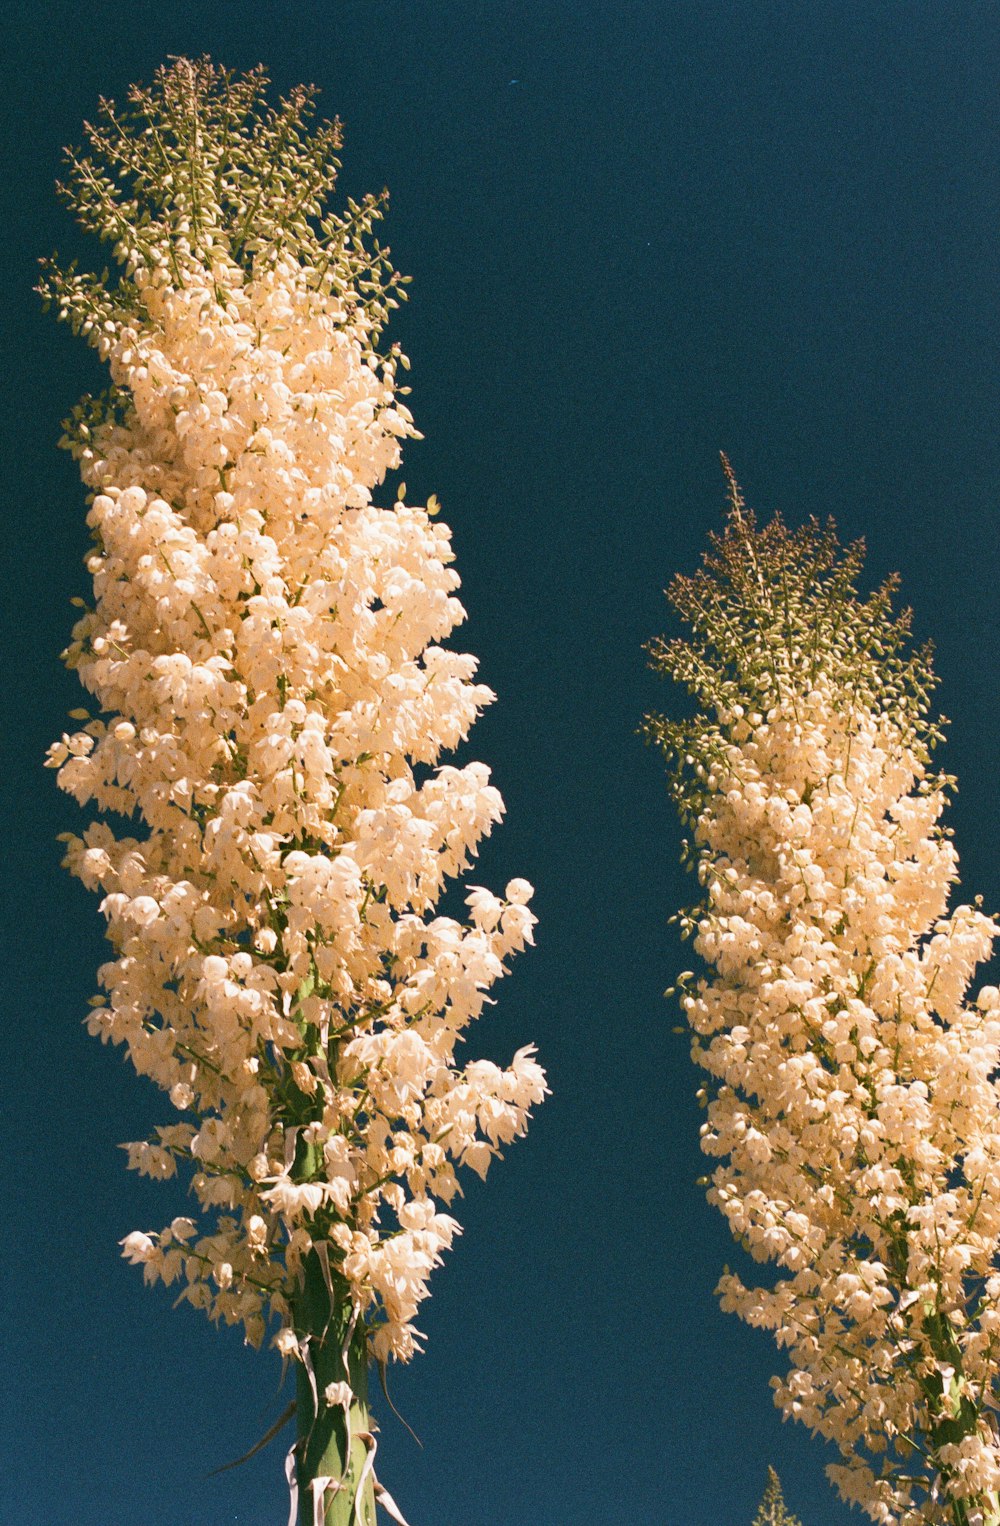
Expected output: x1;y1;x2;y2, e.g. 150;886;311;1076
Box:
292;1249;376;1526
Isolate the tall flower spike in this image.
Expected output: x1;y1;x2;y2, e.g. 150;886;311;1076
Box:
647;461;1000;1526
43;58;546;1524
752;1466;805;1526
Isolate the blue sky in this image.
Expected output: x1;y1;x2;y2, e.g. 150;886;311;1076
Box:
4;3;1000;1523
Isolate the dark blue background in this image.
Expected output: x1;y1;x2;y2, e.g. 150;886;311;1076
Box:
4;4;999;1523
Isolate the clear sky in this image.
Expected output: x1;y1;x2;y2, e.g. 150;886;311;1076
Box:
4;3;999;1524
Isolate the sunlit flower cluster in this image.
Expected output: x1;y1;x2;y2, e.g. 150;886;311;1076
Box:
45;59;545;1370
648;466;1000;1526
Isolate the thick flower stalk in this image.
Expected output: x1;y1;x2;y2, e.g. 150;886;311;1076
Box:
42;59;545;1523
753;1467;805;1526
646;461;1000;1526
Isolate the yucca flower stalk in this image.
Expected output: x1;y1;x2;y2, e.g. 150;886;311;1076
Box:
753;1466;805;1526
42;58;545;1524
646;460;1000;1525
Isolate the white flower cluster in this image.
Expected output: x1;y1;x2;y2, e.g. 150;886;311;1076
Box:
47;65;545;1369
650;475;1000;1526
